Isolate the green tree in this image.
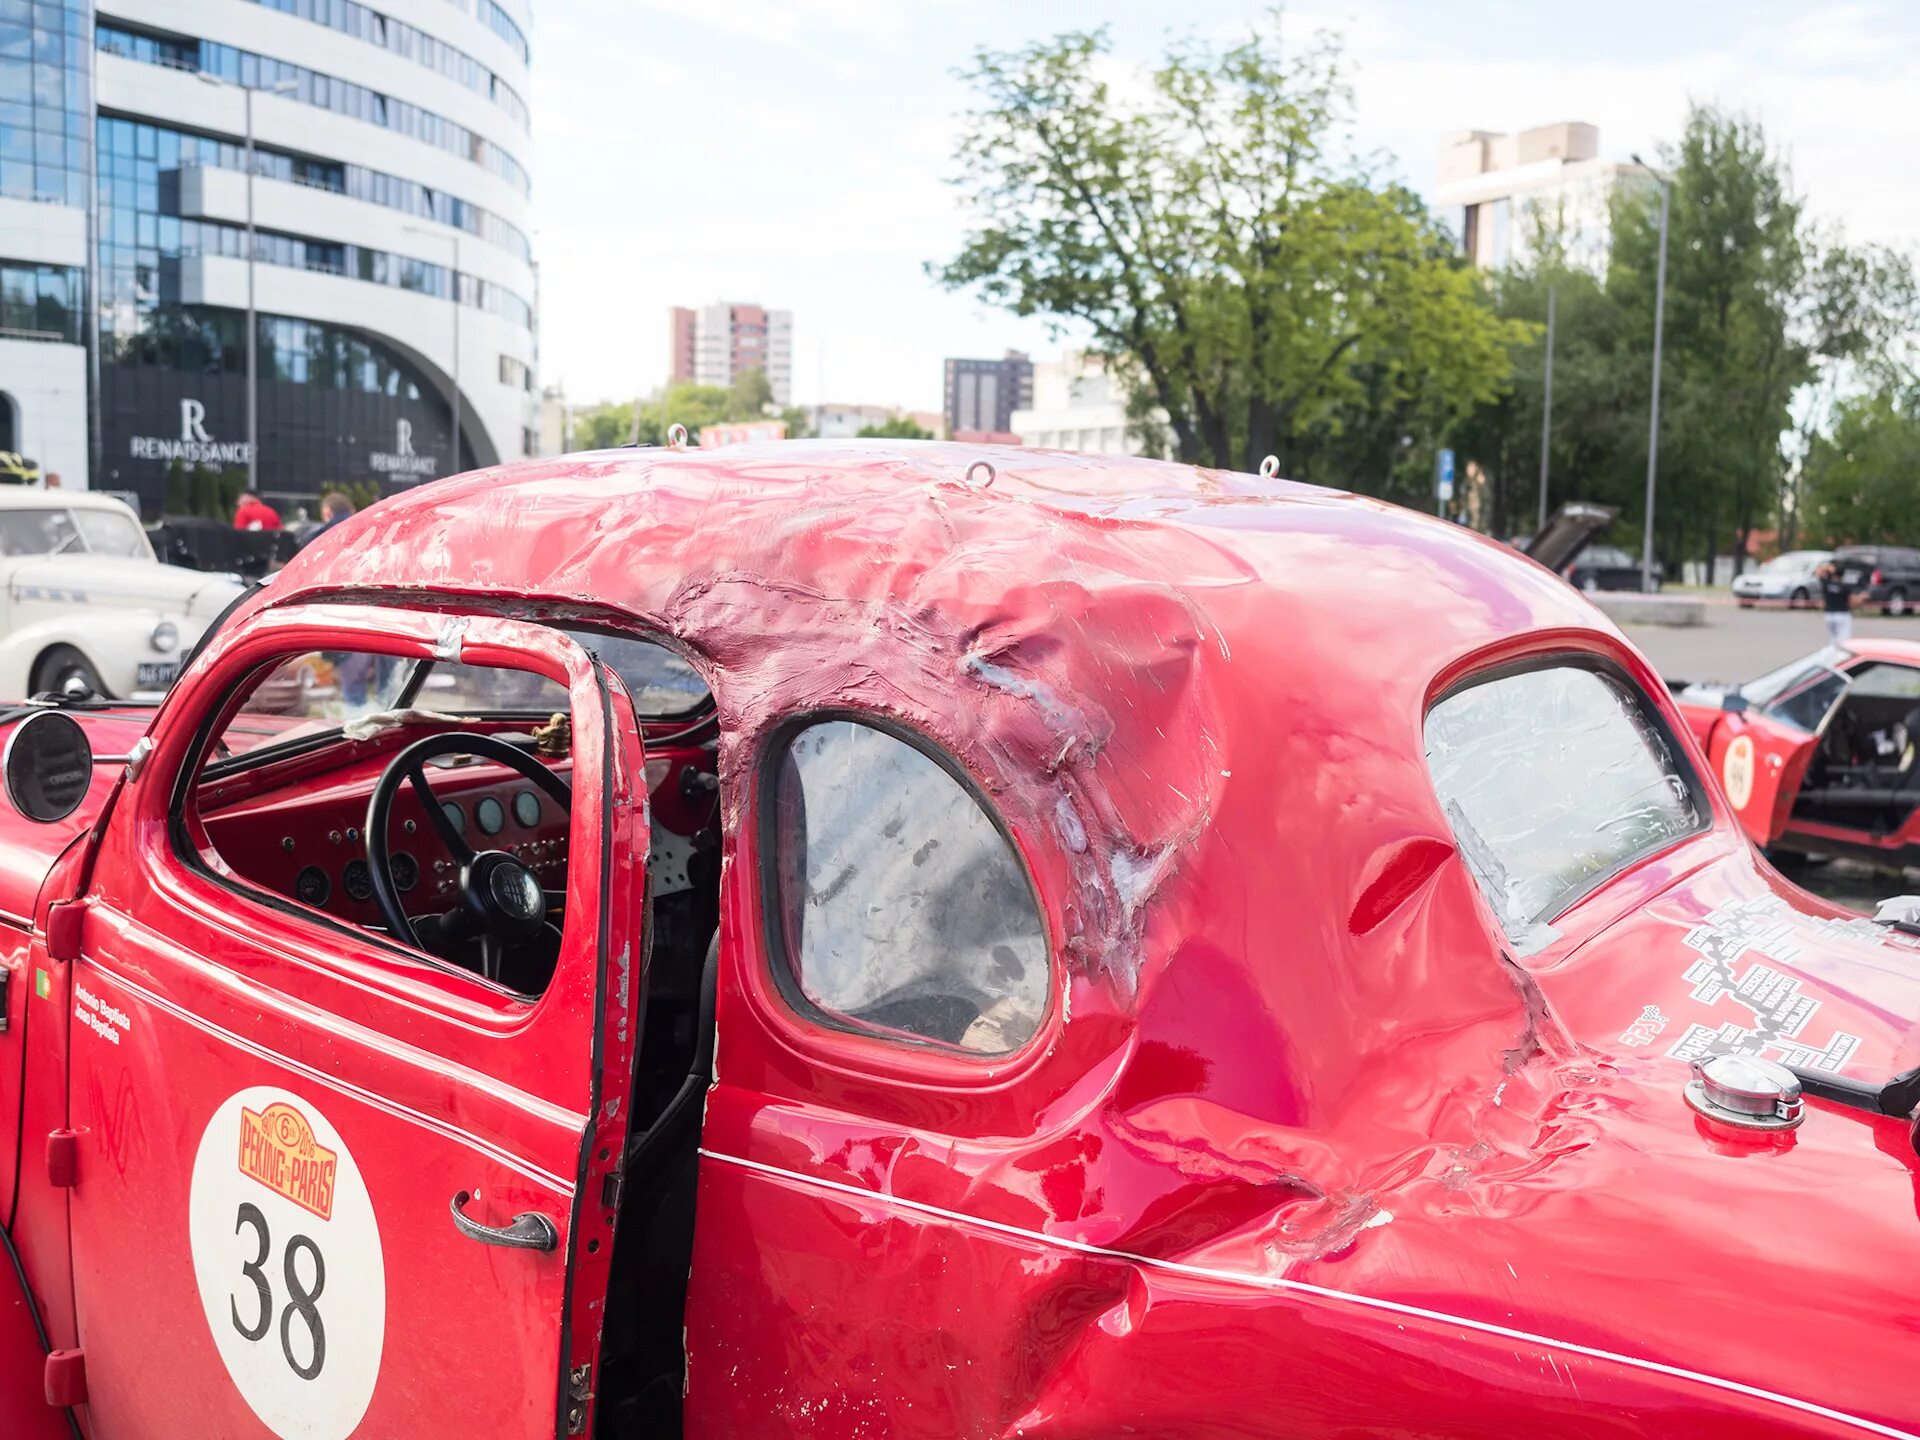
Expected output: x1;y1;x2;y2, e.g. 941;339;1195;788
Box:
728;367;774;418
1779;236;1920;546
856;416;934;439
1606;106;1811;571
568;376;776;451
933;14;1523;475
1801;385;1920;546
572;402;636;451
1456;103;1918;565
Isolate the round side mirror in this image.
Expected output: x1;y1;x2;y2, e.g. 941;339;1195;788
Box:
3;710;94;823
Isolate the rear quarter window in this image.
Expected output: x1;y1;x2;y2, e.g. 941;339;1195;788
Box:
763;718;1049;1055
1425;664;1707;943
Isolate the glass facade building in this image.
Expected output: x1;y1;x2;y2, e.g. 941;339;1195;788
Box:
0;0;90;207
0;0;538;513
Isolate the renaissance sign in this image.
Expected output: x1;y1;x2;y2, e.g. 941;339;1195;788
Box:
128;399;254;467
369;419;440;480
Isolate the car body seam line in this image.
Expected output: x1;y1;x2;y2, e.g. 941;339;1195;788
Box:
700;1147;1919;1440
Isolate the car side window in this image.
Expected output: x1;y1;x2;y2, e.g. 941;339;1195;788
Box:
765;718;1048;1055
1426;664;1705;940
1768;670;1850;732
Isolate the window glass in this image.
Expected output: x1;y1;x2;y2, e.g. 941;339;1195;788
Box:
1845;664;1920;701
411;633;709;717
768;720;1048;1054
1767;669;1850;732
1426;666;1705;939
584;633;710;716
412;659;567;715
0;505;77;555
216;651;413;758
1739;647;1850;712
71;506;150;558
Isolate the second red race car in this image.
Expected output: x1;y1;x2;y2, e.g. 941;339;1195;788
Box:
1675;638;1920;864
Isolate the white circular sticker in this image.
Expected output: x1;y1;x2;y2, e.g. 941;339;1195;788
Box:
1723;734;1756;811
188;1087;385;1440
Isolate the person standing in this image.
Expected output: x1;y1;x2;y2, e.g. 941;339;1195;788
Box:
1819;561;1855;646
299;490;355;550
233;489;282;531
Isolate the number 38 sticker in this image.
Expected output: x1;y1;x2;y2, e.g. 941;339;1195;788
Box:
189;1088;385;1440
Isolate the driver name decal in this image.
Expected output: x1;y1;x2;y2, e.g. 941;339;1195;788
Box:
189;1087;385;1440
239;1103;339;1221
1661;897;1862;1074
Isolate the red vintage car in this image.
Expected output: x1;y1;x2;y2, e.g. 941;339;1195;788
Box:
2;443;1918;1440
1675;638;1920;867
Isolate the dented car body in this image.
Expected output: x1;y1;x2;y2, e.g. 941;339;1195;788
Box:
1;442;1918;1440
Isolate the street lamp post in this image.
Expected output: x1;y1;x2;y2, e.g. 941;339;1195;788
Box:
404;225;462;473
1537;283;1555;534
1632;154;1673;593
198;73;296;494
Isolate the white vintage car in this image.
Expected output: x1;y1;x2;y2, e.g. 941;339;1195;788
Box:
0;489;245;700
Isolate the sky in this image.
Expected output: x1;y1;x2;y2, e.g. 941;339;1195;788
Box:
528;1;1920;412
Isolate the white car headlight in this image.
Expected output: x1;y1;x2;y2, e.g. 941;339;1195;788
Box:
151;619;180;653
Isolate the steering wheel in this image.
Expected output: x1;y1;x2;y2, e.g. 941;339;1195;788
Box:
365;732;571;982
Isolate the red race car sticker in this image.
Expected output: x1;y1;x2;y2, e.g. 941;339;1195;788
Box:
188;1087;386;1440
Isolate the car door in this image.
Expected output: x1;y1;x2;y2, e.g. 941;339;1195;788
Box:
1706;670;1848;846
57;603;645;1440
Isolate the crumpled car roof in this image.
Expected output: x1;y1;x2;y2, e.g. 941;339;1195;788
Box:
267;439;1631;1103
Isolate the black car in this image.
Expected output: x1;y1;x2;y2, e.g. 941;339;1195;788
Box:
1567;543;1662;592
1833;545;1920;616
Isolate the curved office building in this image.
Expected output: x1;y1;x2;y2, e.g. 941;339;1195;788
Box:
0;0;537;512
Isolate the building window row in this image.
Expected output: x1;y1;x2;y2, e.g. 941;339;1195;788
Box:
0;0;90;208
106;303;430;402
498;353;530;390
107;208;533;330
436;0;528;66
0;258;82;342
97;24;532;198
242;0;528;131
100;116;532;265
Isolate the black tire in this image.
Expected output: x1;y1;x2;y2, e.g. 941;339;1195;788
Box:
31;645;106;699
1791;586;1810;608
1737;599;1754;609
1886;588;1909;617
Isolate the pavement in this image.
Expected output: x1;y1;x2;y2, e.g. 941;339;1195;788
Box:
1618;596;1920;685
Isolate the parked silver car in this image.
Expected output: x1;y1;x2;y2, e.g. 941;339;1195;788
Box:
1731;549;1832;607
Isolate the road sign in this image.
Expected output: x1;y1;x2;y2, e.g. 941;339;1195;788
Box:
1436;448;1455;507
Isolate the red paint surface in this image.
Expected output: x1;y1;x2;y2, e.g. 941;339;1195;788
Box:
0;442;1912;1437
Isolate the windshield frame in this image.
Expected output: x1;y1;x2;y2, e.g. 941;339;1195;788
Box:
199;621;715;779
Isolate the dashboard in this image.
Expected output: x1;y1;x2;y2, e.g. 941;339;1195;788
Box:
200;738;716;929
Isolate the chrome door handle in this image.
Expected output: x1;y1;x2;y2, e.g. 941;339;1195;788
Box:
450;1190;559;1252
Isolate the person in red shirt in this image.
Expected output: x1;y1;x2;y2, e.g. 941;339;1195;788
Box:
232;490;282;531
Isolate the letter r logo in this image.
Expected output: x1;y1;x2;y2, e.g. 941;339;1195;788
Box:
180;398;211;444
396;419;415;457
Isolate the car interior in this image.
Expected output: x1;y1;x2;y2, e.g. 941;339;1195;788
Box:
1786;661;1920;834
178;625;724;1434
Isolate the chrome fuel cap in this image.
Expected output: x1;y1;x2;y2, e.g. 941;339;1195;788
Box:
1685;1053;1804;1131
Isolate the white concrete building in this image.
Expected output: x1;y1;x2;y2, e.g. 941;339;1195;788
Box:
0;0;539;513
1011;352;1150;457
1436;122;1653;273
